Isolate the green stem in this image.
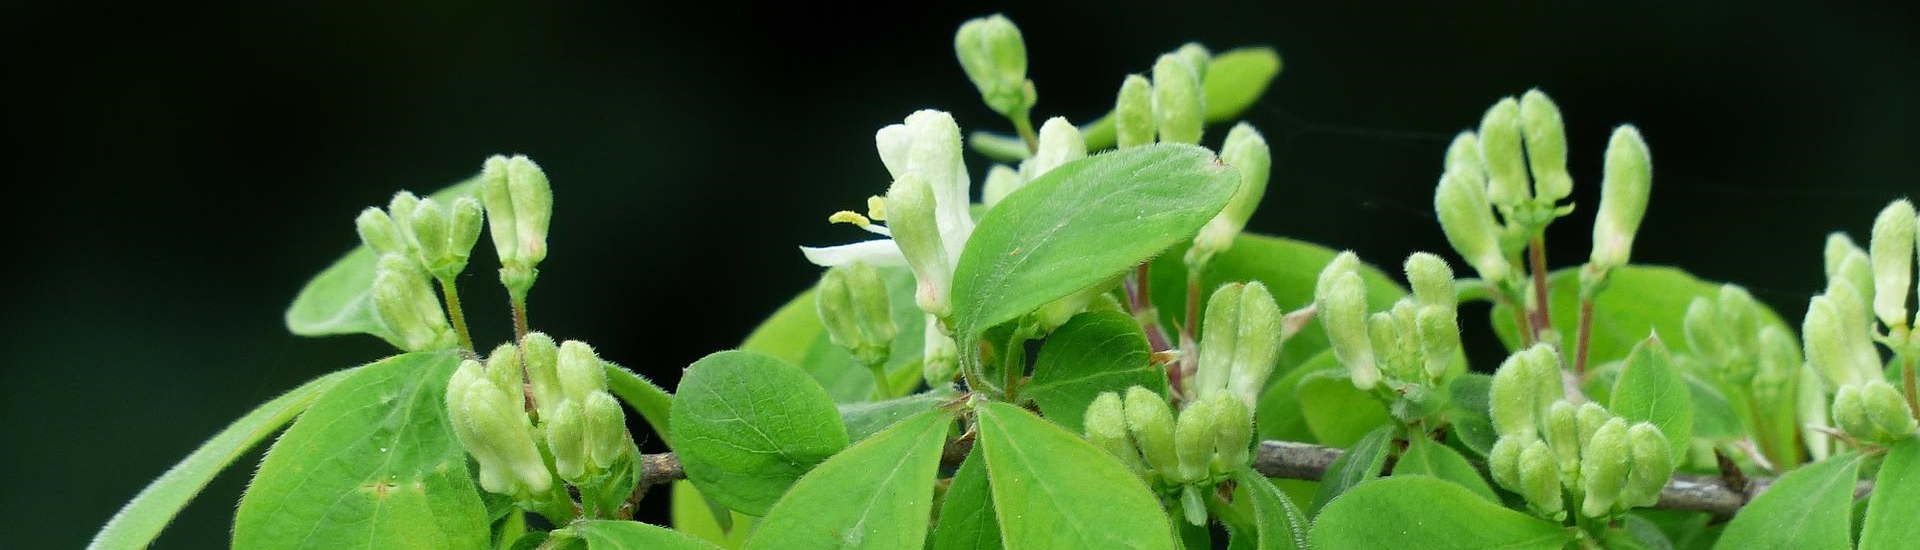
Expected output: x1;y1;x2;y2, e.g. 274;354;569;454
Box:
1903;357;1918;421
1011;110;1039;153
867;361;894;401
511;296;530;343
437;277;474;352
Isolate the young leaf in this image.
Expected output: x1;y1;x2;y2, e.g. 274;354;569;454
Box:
1233;468;1310;550
568;520;727;550
1256;349;1339;443
284;178;479;343
1203;47;1282;122
1308;424;1393;513
743;409;952;550
1490;265;1793;363
88;369;349;550
233;351;490;550
840;390;949;442
1712;453;1864;550
1858;438;1920;550
670;350;850;516
1295;370;1392;446
975;402;1177;550
933;448;1004;550
1392;436;1498;502
951;144;1239;342
604;361;673;445
1309;476;1572;550
671;481;752;549
741;267;928;402
1025;311;1164;432
1611;337;1695;459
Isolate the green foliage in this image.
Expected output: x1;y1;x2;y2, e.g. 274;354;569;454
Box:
1231;468;1310;550
567;520;726;549
670;482;751;549
1309;476;1572;549
744;410;951;550
1492;265;1793;362
1712;454;1863;550
1610;337;1695;460
740;267;927;402
670;350;849;516
1309;425;1392;513
1025;311;1164;432
1858;438;1920;550
975;402;1177;550
284;178;478;346
1393;436;1499;502
932;449;1004;550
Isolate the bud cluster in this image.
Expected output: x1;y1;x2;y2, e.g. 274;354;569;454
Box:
1312;251;1464;419
954;14;1036;120
1799;202;1920;446
372;253;456;351
1488;344;1673;520
1191;281;1287;408
478;155;555;304
445;333;636;504
1083;387;1252;526
815;261;898;368
357;189;486;351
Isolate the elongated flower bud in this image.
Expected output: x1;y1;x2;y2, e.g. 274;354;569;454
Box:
409;198;450;272
1151;54;1204;144
1683;298;1732;366
1520;90;1572;203
1590;126;1652;271
1022;117;1086;181
1124;387;1180;481
458;377;552;495
1720;285;1761;359
1580;418;1630;519
480;155;553;302
980;164;1022;209
1445;132;1487;189
1519;440;1564;519
557;340;608;403
1488;436;1526;491
1115;75;1155;149
817;263;896;366
1084;392;1144;476
1869;199;1915;331
1416;305;1459;380
1435;171;1511;284
1620;423;1672;510
1545;401;1582;479
484;342;524;406
546;399;588;482
885;174;954;317
373;255;453;351
954;14;1031;117
1575;402;1611;448
1826;233;1875;298
356;208;409;257
1320;271;1378;390
1863;380;1918;441
1202;282;1286;407
1478;97;1529;209
522;332;564;413
1173;396;1219;483
1195;123;1270;257
1491;344;1563;438
1174;42;1210;82
1405;253;1457;310
583;391;629;470
1212;396;1253;473
1833;384;1876;442
923;319;959;387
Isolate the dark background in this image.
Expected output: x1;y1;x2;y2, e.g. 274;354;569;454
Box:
6;0;1917;546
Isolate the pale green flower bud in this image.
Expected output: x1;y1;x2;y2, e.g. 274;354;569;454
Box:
1114;75;1155;149
373;255;453;351
557;340;608;403
1195;123;1270;256
411;196;484;281
953;14;1031;117
1488;436;1526;491
1683;298;1732;366
1834;252;1876;313
922;319;959;387
1491;344;1563;438
1151;54;1204;144
884;174;954;317
449;197;484;263
1826;278;1887;377
445;359;485;446
1366;311;1403;380
980;164;1022;209
1084;392;1144;476
1804;295;1863;389
1755;325;1802;390
356;208;409;257
1833;384;1876;442
1415;306;1459;381
1174;396;1221;483
1405;252;1457;310
484;342;524;407
1575;402;1612;449
1545;401;1582;478
1444;132;1487;189
1434;171;1511;285
521;333;563;413
1827;233;1864;278
816;262;896;366
1590;126;1653;271
1478;97;1529;209
480;155;553;302
1620;423;1672;510
1320;271;1379;390
409;198;450;272
1519;440;1564;519
1124;387;1180;481
1720;285;1761;357
459;377;552;495
388;191;421;243
1212;396;1253;473
1174;42;1211;82
584;391;630;470
1201;282;1286;407
1580;418;1630;519
1799;367;1834;460
545;399;588;482
1519;90;1572;204
1869;199;1915;331
1021;117;1085;182
1314;251;1361;300
1863;380;1918;441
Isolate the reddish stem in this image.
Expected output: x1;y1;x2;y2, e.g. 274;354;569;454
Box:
1528;235;1554;345
1574;299;1595;376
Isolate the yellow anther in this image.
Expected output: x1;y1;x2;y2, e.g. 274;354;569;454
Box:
828;211;872;228
866;196;887;221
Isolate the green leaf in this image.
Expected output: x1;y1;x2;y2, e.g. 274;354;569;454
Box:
1682;373;1742;439
1233;468;1309;550
741;267;928;402
1611;337;1695;460
1858;438;1920;550
1491;265;1793;364
975;402;1177;550
1203;47;1282;122
670;350;850;516
933;448;1004;550
840;390;949;443
1256;349;1338;443
1309;424;1393;514
1025;311;1164;432
569;520;726;550
1309;476;1572;550
233;351;489;549
1712;453;1863;550
1296;370;1392;447
284;177;479;344
87;370;348;550
670;481;751;550
605;361;673;445
744;410;952;550
951;144;1240;343
1393;437;1499;502
1446;373;1498;456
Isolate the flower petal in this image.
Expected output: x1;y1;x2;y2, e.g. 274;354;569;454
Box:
799;240;907;268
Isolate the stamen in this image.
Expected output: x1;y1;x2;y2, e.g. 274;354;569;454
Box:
830;210;892;237
867;196;888;221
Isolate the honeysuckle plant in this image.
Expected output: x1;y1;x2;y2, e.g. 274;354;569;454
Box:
89;13;1920;550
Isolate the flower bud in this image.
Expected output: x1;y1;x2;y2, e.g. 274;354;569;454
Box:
356;207;409;257
1488;436;1526;491
484;342;524;406
1124;387;1180;481
1491;344;1563;438
1519;440;1565;519
953;14;1031;117
923;319;960;387
522;332;564;413
1545;401;1582;478
373;255;453;351
1575;402;1612;449
1590;126;1653;271
1869;199;1915;331
1833;384;1877;443
1720;285;1761;358
445;359;484;436
1434;171;1511;285
1114;75;1155;149
1212;395;1253;473
584;391;630;470
1799;367;1834;460
545;399;588;482
816;262;896;366
1084;392;1144;476
449;196;484;262
1579;418;1630;519
1755;325;1802;392
1416;305;1459;380
884;174;954;317
1826;233;1874;295
557;340;608;403
1804;294;1866;389
1683;298;1733;366
1519;90;1572;204
1174;396;1220;483
1151;54;1204;144
1863;380;1918;441
388;191;421;240
1404;253;1457;310
1444;132;1487;189
1202;282;1286;407
1022;117;1086;181
409;198;450;271
876;110;973;259
1319;271;1378;390
480;155;553;302
1195;123;1270;256
1366;311;1404;380
457;376;551;495
1620;423;1672;510
1314;251;1361;299
1174;42;1210;82
980;164;1023;209
1478;97;1529;209
1834;251;1876;313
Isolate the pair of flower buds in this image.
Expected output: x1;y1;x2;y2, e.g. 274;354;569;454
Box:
1804;200;1920;377
1489;345;1673;520
444;334;633;498
1315;251;1462;394
1083;387;1253;526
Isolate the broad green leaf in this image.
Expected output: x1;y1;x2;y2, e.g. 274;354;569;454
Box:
1393;437;1498;502
1603;515;1677;550
1683;373;1742;439
1712;453;1863;550
233;351;489;549
741;267;927;402
744;410;952;550
670;482;752;549
1491;265;1793;364
1256;349;1338;443
1858;438;1920;550
975;402;1176;550
1309;424;1393;514
1446;373;1497;456
933;448;1004;550
1611;337;1695;460
88;370;348;550
1233;468;1309;550
1025;311;1164;432
951;144;1239;342
1634;510;1718;550
1152;235;1406;383
840;390;950;442
569;520;726;550
1296;370;1392;447
605;361;673;445
1203;47;1282;122
670;350;850;516
284;178;479;343
1310;476;1571;550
